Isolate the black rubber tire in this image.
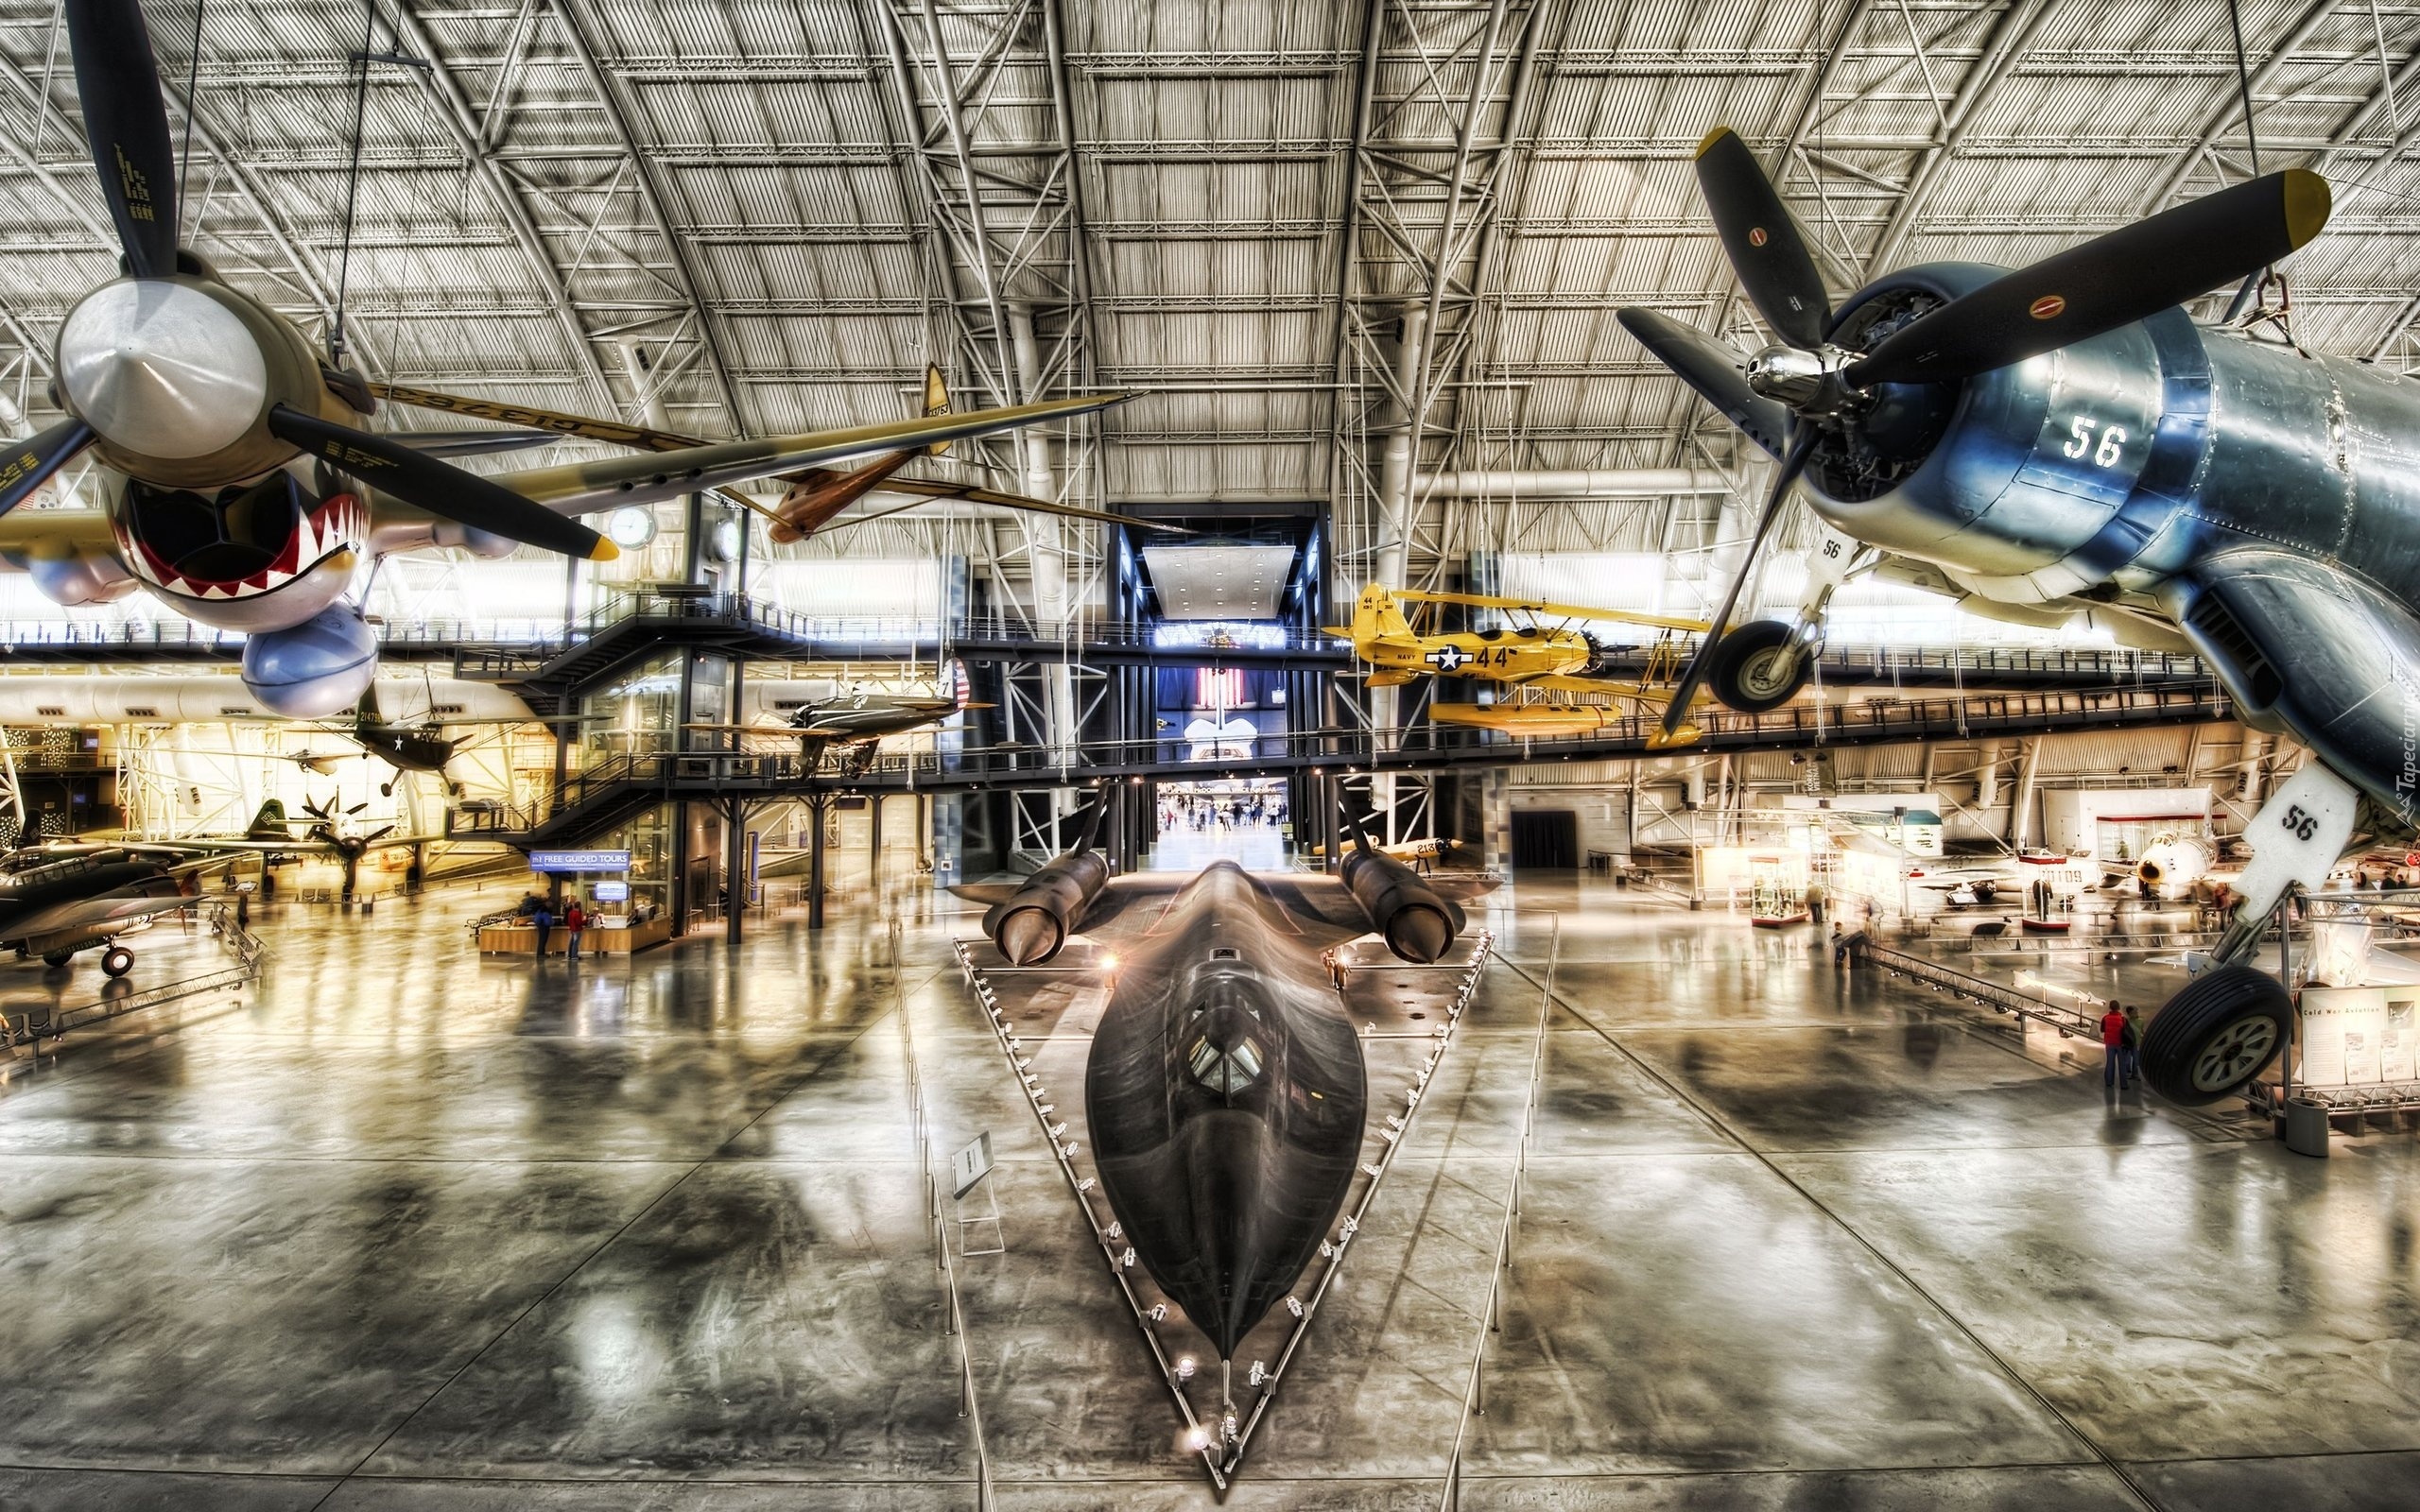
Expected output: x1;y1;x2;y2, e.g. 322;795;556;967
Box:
99;946;133;978
41;951;71;969
1707;620;1813;713
2140;965;2292;1106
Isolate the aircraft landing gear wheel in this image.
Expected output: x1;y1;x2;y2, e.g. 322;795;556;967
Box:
99;945;133;978
41;950;72;969
1707;620;1814;713
2140;965;2292;1106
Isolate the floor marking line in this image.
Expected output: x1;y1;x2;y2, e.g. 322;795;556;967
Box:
1496;955;2166;1512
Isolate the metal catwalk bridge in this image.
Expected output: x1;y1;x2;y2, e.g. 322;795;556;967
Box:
457;680;2237;849
0;590;2212;696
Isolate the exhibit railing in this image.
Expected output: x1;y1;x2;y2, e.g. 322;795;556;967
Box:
948;934;1235;1486
1864;939;2107;1040
1438;915;1558;1511
1789;642;2208;681
0;898;262;1051
450;681;2236;836
894;911;994;1512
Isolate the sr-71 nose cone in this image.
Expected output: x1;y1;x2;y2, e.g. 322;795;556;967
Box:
1085;864;1367;1359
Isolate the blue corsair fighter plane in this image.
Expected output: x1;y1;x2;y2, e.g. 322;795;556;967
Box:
1625;128;2409;1107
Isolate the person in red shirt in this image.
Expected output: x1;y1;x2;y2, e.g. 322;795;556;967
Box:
2100;1002;2135;1090
563;898;587;962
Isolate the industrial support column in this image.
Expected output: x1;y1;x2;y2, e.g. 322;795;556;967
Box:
806;790;833;931
1370;306;1430;840
1011;307;1078;834
724;797;749;947
2008;737;2043;850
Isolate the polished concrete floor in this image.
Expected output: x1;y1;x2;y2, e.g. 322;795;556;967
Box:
0;875;2413;1508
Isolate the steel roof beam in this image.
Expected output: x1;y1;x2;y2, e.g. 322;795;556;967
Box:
552;0;744;428
1867;0;2064;272
381;0;614;409
0;38;389;376
1041;0;1099;391
2138;0;2344;212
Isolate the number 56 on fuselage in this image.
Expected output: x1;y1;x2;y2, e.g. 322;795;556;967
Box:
1628;129;2420;843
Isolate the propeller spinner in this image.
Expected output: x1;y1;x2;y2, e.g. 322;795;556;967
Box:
1633;127;2331;733
23;0;614;562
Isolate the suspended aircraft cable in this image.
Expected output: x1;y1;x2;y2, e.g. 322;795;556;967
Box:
328;0;380;366
174;0;204;228
2220;0;2282;328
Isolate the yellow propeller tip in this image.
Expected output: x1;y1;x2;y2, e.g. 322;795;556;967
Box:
2282;168;2332;249
1693;127;1736;159
588;540;620;563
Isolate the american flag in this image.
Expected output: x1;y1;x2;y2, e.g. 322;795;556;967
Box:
1196;666;1245;710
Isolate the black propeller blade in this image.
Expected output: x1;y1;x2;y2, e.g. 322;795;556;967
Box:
1661;428;1818;735
65;0;180;279
1616;310;1791;459
1694;128;1830;350
1848;169;2332;387
0;419;95;518
266;406;616;561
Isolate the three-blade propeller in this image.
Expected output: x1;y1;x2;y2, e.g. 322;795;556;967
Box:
1635;127;2332;733
22;0;614;560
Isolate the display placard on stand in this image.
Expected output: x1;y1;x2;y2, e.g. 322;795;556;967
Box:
950;1131;1004;1257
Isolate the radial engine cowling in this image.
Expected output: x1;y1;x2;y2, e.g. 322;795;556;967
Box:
240;604;379;717
1805;262;2180;601
1340;846;1465;964
985;847;1111;965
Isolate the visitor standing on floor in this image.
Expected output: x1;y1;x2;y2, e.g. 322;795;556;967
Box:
532;901;554;958
2100;1001;2134;1090
564;899;587;961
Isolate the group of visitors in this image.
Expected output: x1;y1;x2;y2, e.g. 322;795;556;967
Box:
514;892;595;960
2100;1002;2143;1091
1159;791;1278;833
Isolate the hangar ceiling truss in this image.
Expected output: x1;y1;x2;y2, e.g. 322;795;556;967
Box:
0;0;2412;599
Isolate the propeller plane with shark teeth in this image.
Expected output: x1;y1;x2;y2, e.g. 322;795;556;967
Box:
1622;126;2419;1107
1;0;1128;722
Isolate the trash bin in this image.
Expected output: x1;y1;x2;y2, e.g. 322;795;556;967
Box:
2284;1096;2332;1159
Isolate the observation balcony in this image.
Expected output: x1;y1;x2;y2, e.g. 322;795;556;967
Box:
0;593;2211;698
458;680;2237;849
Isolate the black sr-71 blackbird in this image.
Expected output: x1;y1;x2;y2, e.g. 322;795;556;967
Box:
958;807;1492;1369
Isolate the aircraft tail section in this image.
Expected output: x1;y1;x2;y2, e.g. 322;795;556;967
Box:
923;364;951;455
245;799;292;841
1353;582;1414;645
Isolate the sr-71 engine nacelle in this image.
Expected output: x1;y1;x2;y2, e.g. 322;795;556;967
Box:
984;846;1111;966
1339;842;1465;964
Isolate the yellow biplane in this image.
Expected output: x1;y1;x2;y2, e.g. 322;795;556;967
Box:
1327;582;1715;745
